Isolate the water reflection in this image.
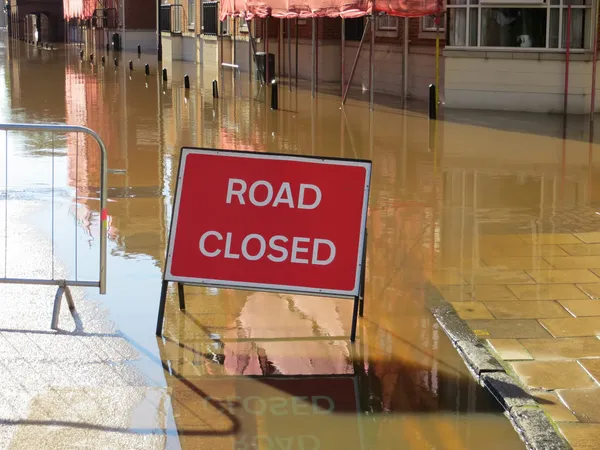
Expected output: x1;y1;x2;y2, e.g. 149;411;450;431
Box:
0;37;530;448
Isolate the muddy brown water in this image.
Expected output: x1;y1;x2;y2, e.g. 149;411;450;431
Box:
0;36;556;448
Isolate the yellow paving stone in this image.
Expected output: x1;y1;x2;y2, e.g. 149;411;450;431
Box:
539;317;600;338
519;337;600;360
560;244;600;256
574;232;600;244
486;338;532;360
579;359;600;385
482;257;553;270
462;269;534;285
430;270;466;286
558;423;600;449
544;256;600;269
557;389;600;423
559;300;600;317
510;360;596;390
450;302;494;320
577;284;600;299
533;391;578;423
466;319;552;339
508;284;588;300
526;269;600;284
439;285;515;302
518;233;583;245
478;234;525;247
480;244;569;258
484;301;571;319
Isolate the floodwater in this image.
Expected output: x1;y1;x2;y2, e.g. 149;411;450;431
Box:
0;35;547;449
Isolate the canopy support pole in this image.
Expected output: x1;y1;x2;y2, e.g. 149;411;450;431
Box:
341;18;345;97
266;18;270;83
278;19;283;78
248;19;262;84
342;17;371;106
435;5;441;115
590;0;599;134
295;19;299;87
403;17;408;103
312;17;316;97
287;19;292;90
249;18;254;85
369;14;375;111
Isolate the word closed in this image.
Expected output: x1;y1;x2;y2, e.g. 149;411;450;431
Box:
166;149;371;296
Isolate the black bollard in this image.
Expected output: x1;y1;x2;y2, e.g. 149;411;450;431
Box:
90;53;94;62
428;84;437;120
212;80;219;98
80;49;84;60
162;68;168;81
114;58;118;68
129;60;133;71
184;74;190;89
101;56;105;65
145;64;150;76
137;45;141;56
271;79;278;110
106;43;110;52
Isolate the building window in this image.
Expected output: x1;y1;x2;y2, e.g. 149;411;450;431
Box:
187;0;195;31
378;15;399;31
422;12;446;31
376;14;399;37
447;0;592;49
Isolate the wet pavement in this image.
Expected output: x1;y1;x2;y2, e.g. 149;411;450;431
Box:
0;35;552;449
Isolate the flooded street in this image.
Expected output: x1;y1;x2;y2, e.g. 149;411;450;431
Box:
0;34;551;448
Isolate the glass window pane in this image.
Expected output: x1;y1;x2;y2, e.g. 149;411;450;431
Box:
448;9;467;45
481;8;547;47
469;8;478;45
561;9;586;49
449;0;467;5
549;8;559;47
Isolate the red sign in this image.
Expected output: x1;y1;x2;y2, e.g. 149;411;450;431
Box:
165;149;371;297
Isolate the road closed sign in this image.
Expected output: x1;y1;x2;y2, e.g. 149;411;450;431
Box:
165;148;371;297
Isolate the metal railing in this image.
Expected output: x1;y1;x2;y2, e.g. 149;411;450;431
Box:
0;123;108;330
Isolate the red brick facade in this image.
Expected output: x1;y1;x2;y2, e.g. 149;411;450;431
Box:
124;0;156;29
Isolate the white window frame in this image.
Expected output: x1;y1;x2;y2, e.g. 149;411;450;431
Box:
422;12;446;32
187;0;195;31
376;14;399;37
446;0;594;50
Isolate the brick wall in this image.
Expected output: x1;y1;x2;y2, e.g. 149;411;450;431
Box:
125;0;156;30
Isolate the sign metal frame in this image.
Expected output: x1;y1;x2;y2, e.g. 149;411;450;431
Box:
156;147;371;341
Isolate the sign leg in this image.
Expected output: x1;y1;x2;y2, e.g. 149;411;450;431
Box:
156;280;168;336
350;294;359;342
177;282;186;310
359;229;368;317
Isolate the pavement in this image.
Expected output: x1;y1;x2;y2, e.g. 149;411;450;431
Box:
433;204;600;450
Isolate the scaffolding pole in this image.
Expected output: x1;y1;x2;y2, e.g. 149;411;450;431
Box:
295;19;299;87
342;17;371;105
403;17;408;102
369;14;375;111
287;19;292;90
590;0;599;133
342;18;345;97
312;17;316;97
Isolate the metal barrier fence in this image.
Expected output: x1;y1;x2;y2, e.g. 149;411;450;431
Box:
0;123;108;330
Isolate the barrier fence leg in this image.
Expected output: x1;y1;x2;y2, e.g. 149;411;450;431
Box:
51;285;65;330
178;282;186;310
156;280;168;336
64;285;75;310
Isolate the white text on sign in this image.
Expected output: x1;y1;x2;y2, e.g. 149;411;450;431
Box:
197;179;336;265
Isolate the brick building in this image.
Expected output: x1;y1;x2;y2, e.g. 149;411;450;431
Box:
159;5;444;103
161;0;600;113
